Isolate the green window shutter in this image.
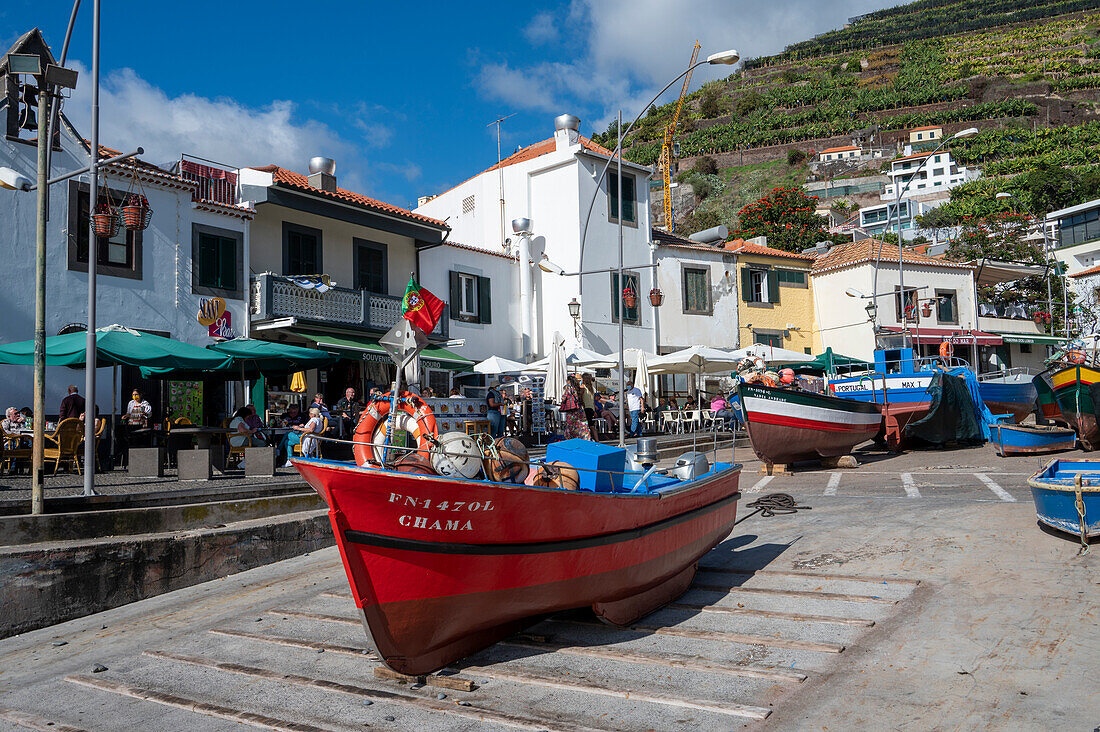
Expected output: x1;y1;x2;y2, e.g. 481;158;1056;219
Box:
766;269;780;303
623;176;636;222
740;267;753;302
477;276;492;324
448;271;461;320
611;272;619;320
198;234;216;287
219;236;236;290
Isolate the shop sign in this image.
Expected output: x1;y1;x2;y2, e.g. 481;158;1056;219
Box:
197;297;235;338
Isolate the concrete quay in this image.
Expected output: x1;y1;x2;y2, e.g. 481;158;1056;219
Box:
0;442;1095;730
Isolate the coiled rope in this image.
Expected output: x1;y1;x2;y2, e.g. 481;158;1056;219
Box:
734;493;810;526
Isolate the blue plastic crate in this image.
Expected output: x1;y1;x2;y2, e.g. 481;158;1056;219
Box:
545;439;626;492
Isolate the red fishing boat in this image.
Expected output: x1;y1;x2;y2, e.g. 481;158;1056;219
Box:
294;426;741;675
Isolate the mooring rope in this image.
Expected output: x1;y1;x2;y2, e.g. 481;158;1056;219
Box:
734;492;810;526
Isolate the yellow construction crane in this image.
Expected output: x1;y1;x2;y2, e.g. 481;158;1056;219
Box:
659;40;701;233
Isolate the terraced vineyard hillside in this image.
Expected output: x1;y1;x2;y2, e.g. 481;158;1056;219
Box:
603;2;1100;235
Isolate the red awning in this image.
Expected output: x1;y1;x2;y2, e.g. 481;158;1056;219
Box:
881;326;1003;346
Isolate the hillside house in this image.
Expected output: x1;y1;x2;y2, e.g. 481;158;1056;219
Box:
1048;197;1100;275
651;229;740;353
882;150;975;199
818;145;861;162
907;125;943;151
415;115;657;361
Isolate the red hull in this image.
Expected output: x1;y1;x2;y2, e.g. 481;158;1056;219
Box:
294;458;742;674
983;399;1032;424
881;401;932;450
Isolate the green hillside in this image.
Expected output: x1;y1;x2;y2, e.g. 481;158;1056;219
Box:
601;4;1100;236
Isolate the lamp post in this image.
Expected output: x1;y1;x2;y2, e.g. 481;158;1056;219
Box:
872;127;977;356
511;217;534;361
567;298;581;338
578;47;740;446
81;0;103;498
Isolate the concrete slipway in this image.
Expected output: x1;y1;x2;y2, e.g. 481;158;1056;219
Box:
0;451;1097;730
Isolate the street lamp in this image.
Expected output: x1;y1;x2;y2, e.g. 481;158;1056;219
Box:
567;298;581;337
578;46;739;447
873;126;978;347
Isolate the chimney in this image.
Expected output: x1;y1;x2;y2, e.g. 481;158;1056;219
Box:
554;114;581;152
307;156;337;192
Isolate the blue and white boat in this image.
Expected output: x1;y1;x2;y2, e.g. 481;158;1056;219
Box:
989;423;1076;456
1027;459;1100;540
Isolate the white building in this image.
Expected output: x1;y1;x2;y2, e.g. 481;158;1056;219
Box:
237;161;461;400
0;30;254;420
882;150;975;199
1047;197;1100;275
858;198;945;239
415;115;657;360
650;229;739;353
811;240;1050;371
818;145;861;162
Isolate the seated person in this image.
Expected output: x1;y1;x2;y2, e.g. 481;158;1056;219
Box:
448;387;463;399
243;404;268;444
229;406;265;453
597;394;619;429
333;387;362;439
710;393;737;430
281;407;326;465
3;406;25;433
283;403;305;428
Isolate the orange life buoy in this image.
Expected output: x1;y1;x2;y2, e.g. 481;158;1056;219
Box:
353;392;438;466
939;341;953;361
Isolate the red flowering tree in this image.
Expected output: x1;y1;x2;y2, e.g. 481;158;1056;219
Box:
734;186;832;252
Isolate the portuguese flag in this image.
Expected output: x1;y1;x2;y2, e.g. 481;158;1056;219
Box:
401;276;445;334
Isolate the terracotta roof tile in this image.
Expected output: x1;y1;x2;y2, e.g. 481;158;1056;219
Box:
892;151;936;164
724;240;815;261
820;145;860;153
251;165;447;228
442;240;517;261
1070;263;1100;278
812;239;972;274
909;125;942;132
431;135;616;199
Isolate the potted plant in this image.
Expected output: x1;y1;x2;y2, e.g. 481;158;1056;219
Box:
92;201;120;239
622;286;637;310
648;287;664;307
121;193;152;231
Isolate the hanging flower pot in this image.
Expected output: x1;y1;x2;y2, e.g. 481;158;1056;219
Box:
1033;310;1052;324
92;201;120;239
921;302;932;318
622;286;637;310
648;287;664;307
121;193;153;231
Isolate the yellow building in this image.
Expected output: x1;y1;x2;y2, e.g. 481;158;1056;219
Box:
725;238;820;355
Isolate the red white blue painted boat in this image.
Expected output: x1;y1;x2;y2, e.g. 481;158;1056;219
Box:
293;439;741;674
989;423;1076;457
1027;459;1100;539
738;382;882;466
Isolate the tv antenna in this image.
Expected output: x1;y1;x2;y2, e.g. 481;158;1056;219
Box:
487;113;517;252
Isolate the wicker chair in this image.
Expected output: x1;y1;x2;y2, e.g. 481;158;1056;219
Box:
224;418;248;467
43;418;84;474
2;430;30;473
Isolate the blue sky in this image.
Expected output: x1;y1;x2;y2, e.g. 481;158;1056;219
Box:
2;0;891;210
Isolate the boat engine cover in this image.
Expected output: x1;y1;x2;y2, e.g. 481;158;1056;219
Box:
431;432;484;479
670;451;710;481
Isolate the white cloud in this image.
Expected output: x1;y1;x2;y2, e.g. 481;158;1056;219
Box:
62;64;382;194
524;12;559;44
378;160;423;183
478;0;891;131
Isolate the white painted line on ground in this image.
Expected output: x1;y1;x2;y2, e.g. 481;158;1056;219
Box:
901;473;920;498
746;476;774;493
825;472;841;496
974;472;1016;502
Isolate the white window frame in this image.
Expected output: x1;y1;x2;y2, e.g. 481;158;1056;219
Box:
458;273;479;318
750;269;768;303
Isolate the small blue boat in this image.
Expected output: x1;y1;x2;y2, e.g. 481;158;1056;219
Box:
1027;459;1100;539
990;423;1076;457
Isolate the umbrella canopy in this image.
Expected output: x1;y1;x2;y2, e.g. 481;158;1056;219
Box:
565;346;610;365
633;348;650;395
648;346;741;375
728;343;814;364
544;333;568;404
206;338;338;374
585;348;659;370
0;324;233;370
785;347;872;374
474;355;528;375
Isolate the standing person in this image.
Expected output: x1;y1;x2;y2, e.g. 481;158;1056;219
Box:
580;373;597;432
126;390;152;428
334;387;362;439
59;385;85;422
561;374;592;440
486;381;506;439
625;384;645;437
